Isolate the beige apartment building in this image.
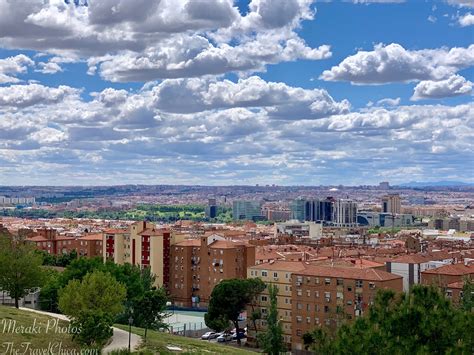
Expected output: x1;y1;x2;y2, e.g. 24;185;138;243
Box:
247;261;310;349
169;234;256;308
103;221;185;288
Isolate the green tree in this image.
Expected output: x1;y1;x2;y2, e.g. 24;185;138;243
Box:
0;233;44;308
205;278;265;345
59;271;126;347
134;288;169;342
304;285;474;354
461;277;474;312
257;284;285;355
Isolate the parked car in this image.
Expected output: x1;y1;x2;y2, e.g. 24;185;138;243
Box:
217;333;233;342
232;331;247;340
201;332;217;340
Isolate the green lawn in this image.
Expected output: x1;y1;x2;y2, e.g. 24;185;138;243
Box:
0;305;82;353
114;324;258;355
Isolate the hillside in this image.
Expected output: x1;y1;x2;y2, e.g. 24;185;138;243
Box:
0;305;81;352
114;324;257;355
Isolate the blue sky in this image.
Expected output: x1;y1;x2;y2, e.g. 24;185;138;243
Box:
0;0;473;186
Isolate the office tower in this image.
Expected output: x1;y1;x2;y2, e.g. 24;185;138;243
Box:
206;198;217;219
232;200;263;221
379;181;390;189
332;199;358;227
382;194;401;214
290;199;307;221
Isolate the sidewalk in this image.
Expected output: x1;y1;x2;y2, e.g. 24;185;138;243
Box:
19;307;141;353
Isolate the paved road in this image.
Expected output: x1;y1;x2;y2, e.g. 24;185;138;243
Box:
19;307;142;353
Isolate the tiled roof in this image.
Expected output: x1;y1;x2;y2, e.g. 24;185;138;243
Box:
295;265;402;281
174;239;201;247
422;263;474;276
249;260;311;272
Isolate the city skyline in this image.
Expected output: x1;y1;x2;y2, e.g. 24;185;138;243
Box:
0;0;473;186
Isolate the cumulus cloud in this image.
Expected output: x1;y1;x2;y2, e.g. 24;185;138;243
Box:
459;12;474;26
0;0;330;81
0;75;472;185
411;75;473;100
320;43;474;84
0;83;80;108
152;76;349;119
36;61;63;74
0;54;34;83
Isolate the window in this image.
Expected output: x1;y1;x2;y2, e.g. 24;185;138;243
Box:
297;303;303;310
315;277;320;284
262;271;268;277
306;290;311;297
324;306;330;313
355;280;363;288
446;290;453;298
325;278;331;285
337;292;343;300
347;286;353;292
296;316;302;323
306;317;311;324
306;304;311;311
315;318;320;325
325;292;331;302
315;291;319;298
261;295;268;302
261;308;267;314
297;289;302;296
296;329;302;336
337;278;344;286
315;304;320;312
273;272;278;278
369;282;376;290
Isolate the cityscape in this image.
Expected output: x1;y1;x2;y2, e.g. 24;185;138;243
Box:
0;0;473;355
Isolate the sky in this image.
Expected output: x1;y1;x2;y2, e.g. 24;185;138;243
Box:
0;0;473;186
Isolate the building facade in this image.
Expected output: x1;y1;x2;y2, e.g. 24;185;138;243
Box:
170;234;256;308
291;266;403;351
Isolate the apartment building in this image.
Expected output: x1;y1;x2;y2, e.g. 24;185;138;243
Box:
421;263;474;289
291;266;403;351
247;261;310;349
103;221;185;288
28;228;102;257
386;253;456;291
170;234;256;308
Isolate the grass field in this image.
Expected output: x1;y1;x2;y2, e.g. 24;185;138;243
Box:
0;305;83;353
114;324;257;355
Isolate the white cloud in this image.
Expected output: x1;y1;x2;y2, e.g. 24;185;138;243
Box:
411;75;473;100
152;76;349;119
446;0;474;8
459;12;474;26
320;43;474;84
0;0;330;81
0;83;80;107
36;61;63;74
376;97;401;106
0;54;34;83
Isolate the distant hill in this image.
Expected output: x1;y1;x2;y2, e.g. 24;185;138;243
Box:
397;181;474;188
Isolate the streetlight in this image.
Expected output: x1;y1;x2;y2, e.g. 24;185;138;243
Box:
128;307;134;354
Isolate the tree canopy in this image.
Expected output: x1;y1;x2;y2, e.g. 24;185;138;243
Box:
205;278;265;344
59;271;127;347
0;233;44;308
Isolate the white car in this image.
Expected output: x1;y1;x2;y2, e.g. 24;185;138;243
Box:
201;332;217;340
217;333;233;342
